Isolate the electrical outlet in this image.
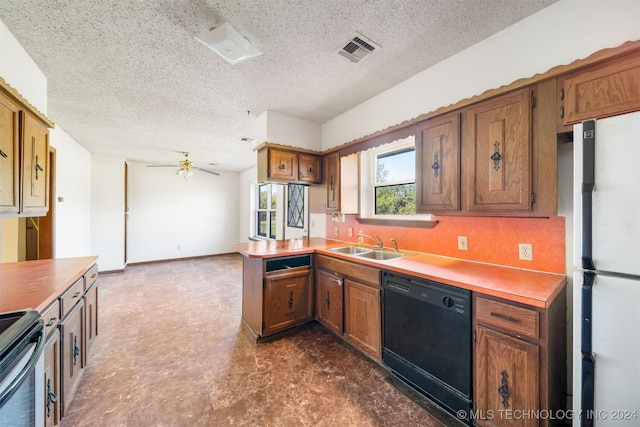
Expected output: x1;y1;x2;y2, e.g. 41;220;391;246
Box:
334;226;339;236
458;236;468;250
348;227;353;237
519;243;533;261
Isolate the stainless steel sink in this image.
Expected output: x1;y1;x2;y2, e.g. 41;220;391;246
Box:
356;250;405;261
329;246;373;255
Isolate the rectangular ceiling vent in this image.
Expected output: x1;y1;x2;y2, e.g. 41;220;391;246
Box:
337;32;380;63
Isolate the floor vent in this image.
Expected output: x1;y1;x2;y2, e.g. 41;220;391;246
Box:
337;32;380;63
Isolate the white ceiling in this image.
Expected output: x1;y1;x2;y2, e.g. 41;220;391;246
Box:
0;0;557;173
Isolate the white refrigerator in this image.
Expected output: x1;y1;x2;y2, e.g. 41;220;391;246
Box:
573;111;640;426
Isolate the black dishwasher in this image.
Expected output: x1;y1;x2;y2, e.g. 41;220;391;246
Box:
382;271;471;421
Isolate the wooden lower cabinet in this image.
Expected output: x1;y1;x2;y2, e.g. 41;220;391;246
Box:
344;278;381;359
59;301;84;417
83;283;98;366
475;326;540;427
241;254;314;340
473;293;566;427
43;330;60;427
263;268;313;336
315;268;343;335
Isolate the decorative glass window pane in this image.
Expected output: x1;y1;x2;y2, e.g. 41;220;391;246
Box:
257;211;267;237
269;212;277;239
287;184;304;228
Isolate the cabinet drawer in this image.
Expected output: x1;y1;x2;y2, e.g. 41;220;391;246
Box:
476;297;539;339
316;254;379;287
60;278;84;319
84;263;99;291
42;300;60;337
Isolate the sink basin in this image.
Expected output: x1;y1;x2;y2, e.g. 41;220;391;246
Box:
329;246;373;255
356;250;405;261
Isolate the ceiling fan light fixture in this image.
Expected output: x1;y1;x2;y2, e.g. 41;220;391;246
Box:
195;22;262;65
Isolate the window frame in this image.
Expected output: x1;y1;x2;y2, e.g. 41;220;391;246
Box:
256;183;278;239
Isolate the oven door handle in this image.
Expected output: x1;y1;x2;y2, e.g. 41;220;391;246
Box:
0;322;45;406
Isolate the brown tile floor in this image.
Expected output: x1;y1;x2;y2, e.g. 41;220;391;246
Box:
60;254;461;427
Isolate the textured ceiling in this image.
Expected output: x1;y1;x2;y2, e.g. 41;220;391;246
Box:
0;0;557;173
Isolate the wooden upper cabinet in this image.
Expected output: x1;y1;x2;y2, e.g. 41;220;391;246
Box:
20;111;50;214
465;88;532;212
298;153;321;184
0;92;20;214
416;112;460;212
325;152;340;211
561;52;640;126
268;148;297;181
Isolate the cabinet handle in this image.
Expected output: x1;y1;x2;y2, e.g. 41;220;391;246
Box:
490;142;501;171
0;149;7;158
329;175;334;192
72;291;81;299
73;335;81;366
278;163;287;170
35;154;44;180
431;153;440;178
560;106;565;118
489;311;520;324
498;370;511;408
288;291;294;309
46;317;57;327
46;378;58;417
326;291;330;310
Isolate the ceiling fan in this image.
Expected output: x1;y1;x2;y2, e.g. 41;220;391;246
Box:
146;152;220;178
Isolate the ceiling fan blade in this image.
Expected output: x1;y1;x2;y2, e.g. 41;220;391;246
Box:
194;167;220;176
146;164;178;168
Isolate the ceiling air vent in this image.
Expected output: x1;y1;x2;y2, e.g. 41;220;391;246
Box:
337;32;380;63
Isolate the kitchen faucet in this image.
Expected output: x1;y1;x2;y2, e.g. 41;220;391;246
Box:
390;238;399;253
357;233;383;249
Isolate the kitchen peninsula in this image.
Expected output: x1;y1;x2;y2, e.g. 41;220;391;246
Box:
235;237;567;425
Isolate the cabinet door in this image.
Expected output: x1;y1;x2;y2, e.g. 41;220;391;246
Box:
83;283;98;367
0;92;20;214
344;279;381;359
21;112;50;213
325;152;340;210
298;153;321;183
466;89;532;212
315;269;343;335
269;149;298;181
562;52;640;125
263;268;312;335
416;112;460;212
43;331;60;427
59;302;84;418
475;326;539;427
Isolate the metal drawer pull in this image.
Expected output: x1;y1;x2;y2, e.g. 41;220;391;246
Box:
491;142;502;170
489;311;520;323
73;335;81;365
46;317;57;327
47;378;58;417
72;291;81;298
498;370;511;408
0;149;7;158
288;291;294;309
326;291;330;310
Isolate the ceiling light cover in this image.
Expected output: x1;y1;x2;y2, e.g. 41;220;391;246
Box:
196;22;262;65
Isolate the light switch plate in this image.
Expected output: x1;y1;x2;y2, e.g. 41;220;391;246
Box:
458;236;468;250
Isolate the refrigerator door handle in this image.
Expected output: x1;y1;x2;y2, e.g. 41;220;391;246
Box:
581;271;596;427
581;120;596;271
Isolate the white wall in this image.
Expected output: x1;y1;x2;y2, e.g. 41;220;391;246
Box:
90;155;125;271
52;127;92;258
322;0;640;149
0;20;47;113
237;166;257;242
257;110;321;150
127;162;239;263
